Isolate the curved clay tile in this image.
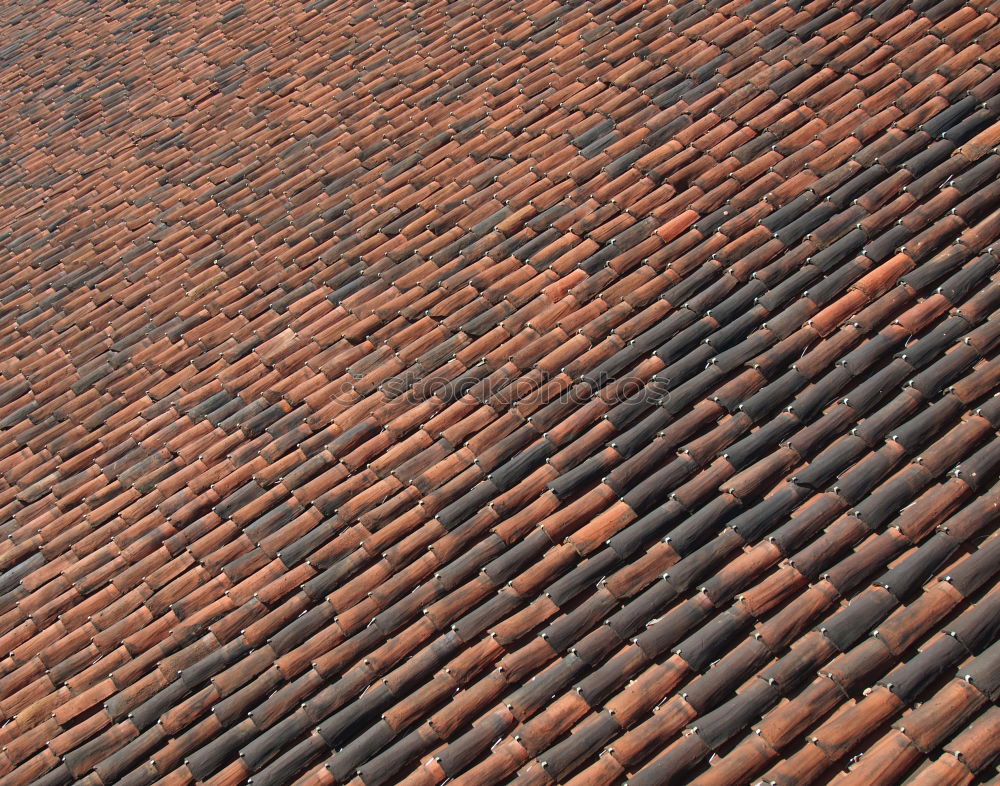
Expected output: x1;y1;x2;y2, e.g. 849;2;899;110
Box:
1;0;1000;784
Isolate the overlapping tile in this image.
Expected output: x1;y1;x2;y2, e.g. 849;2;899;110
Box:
1;0;999;783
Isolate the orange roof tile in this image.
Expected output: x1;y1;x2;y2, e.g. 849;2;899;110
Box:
1;0;1000;783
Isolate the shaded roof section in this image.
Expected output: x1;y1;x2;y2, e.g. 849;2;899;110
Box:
2;0;1000;784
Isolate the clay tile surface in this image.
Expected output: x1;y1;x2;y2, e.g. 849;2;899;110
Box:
1;0;1000;783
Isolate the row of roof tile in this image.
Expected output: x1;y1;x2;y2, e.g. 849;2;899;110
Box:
0;0;999;783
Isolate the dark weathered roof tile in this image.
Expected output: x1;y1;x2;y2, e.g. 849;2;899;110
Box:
0;0;999;782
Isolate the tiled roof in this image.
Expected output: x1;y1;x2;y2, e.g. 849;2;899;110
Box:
1;0;1000;783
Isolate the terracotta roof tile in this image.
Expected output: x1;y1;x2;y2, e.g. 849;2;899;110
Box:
0;0;999;782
